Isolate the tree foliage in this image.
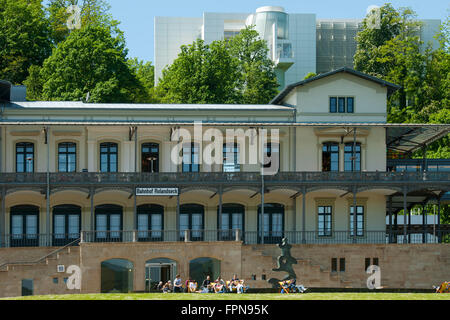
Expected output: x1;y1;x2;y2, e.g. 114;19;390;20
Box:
0;0;52;84
36;25;141;103
156;26;278;104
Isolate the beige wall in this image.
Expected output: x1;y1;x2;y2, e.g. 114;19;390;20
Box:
0;242;448;297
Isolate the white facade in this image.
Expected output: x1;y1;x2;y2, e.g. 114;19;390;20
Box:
154;7;441;88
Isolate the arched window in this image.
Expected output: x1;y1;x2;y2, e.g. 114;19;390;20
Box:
137;204;164;241
189;257;220;284
344;142;361;171
180;204;204;241
16;142;34;173
141;143;159;172
101;259;134;293
217;204;244;240
257;203;284;244
95;204;122;241
10;205;39;247
100;142;118;172
58;142;76;172
52;205;81;246
322;142;339;172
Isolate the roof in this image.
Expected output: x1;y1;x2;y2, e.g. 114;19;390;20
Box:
270;67;402;105
6;101;295;112
386;125;450;154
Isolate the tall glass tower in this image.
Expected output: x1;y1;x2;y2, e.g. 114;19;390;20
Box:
246;6;294;89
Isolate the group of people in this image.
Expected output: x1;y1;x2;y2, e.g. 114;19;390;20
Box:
279;278;308;294
156;274;249;294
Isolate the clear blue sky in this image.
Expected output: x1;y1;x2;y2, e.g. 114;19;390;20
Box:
107;0;449;63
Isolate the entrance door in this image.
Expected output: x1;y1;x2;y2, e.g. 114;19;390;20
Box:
145;259;176;292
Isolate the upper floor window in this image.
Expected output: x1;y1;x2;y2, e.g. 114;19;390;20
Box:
223;143;240;172
58;142;76;172
350;205;364;236
100;142;118;173
16;142;34;173
344;143;361;172
322;143;339;172
263;142;280;171
142;143;159;173
330;97;354;113
182;142;200;172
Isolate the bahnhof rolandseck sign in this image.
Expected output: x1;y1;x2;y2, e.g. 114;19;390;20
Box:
136;187;179;196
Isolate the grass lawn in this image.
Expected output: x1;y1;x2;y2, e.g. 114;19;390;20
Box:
1;292;449;300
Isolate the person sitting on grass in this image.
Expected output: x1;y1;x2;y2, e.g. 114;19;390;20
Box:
228;274;240;293
188;280;198;293
156;281;164;292
236;279;248;294
173;274;183;293
201;275;212;293
214;277;225;293
184;277;192;293
162;281;172;293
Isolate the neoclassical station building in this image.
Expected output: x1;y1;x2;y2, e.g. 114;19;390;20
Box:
0;68;449;297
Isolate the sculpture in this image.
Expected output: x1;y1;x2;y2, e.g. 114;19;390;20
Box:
268;238;297;288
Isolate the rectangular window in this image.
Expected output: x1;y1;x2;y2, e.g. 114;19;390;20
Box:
373;257;379;266
318;206;332;236
344;143;361;172
16;143;34;173
100;143;118;173
350;205;364;236
322;143;339;172
329;97;337;113
331;258;337;272
182;143;200;172
21;279;33;296
365;257;371;271
223;143;240;172
58;142;76;172
346;97;354;113
338;97;345;113
339;258;346;272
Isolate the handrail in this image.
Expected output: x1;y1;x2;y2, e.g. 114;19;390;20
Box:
0;238;80;270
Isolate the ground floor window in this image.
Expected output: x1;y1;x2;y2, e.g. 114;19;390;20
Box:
101;259;134;293
95;204;122;241
53;204;81;245
180;204;204;241
349;206;364;236
318;206;332;236
10;205;39;247
257;203;284;244
217;203;244;240
137;204;164;241
189;257;220;285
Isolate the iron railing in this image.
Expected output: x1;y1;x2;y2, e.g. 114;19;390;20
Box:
1;233;80;248
0;171;448;187
0;229;447;248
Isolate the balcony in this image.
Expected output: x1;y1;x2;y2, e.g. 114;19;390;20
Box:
1;229;448;248
0;171;448;189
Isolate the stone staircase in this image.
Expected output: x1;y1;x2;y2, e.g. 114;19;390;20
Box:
248;245;353;288
0;240;81;297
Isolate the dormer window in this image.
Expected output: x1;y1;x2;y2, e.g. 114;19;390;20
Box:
329;97;354;113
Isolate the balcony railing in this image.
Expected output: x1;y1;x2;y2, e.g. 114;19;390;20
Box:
0;171;448;187
0;229;448;248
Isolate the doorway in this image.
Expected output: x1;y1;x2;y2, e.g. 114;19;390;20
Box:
145;258;177;292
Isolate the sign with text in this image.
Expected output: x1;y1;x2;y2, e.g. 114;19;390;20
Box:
136;187;179;196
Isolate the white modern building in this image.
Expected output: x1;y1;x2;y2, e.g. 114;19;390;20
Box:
154;6;441;88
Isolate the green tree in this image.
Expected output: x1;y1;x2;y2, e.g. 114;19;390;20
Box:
156;39;240;104
303;72;317;80
227;26;279;104
0;0;52;84
37;25;141;103
128;58;156;103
